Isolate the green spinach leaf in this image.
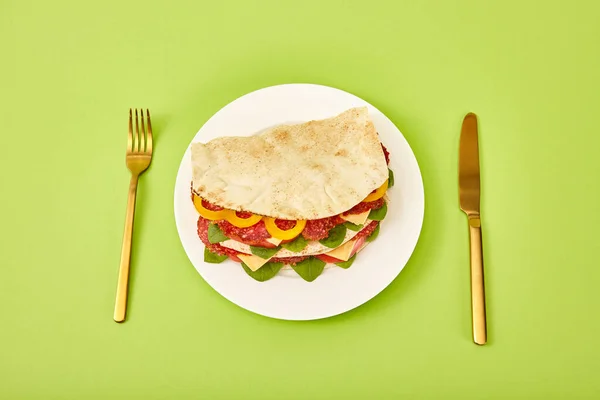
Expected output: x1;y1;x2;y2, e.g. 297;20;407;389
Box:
208;223;228;244
388;168;395;188
204;247;229;263
344;221;363;232
319;224;347;248
366;223;380;242
368;202;388;221
335;254;356;269
291;257;326;282
241;262;284;282
250;245;281;259
281;235;308;252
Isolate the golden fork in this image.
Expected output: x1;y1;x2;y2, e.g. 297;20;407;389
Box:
114;109;153;322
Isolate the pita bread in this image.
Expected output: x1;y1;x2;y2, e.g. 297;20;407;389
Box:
280;240;371;270
191;107;388;220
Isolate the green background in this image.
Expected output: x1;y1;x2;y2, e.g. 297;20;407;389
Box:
1;0;599;398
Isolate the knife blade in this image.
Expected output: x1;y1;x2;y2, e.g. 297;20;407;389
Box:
459;113;480;215
458;112;487;345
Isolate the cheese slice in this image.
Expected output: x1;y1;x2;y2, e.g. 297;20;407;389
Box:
265;237;283;246
340;210;370;226
237;254;272;271
324;238;357;262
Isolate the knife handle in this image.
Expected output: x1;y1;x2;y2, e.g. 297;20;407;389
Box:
468;216;487;345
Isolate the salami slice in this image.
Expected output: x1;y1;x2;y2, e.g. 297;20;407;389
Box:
344;198;385;215
302;215;345;241
216;219;275;247
382;143;390;165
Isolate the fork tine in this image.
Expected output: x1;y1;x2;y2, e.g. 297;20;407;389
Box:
128;109;133;152
139;108;146;152
146;109;153;154
134;109;140;153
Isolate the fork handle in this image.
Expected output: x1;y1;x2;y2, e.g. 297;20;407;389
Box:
114;175;139;322
468;216;487;345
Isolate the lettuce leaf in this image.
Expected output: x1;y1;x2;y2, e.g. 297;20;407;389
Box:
291;257;326;282
250;245;281;259
335;254;356;269
368;203;387;221
319;224;347;248
344;221;363;231
204;247;228;263
241;262;284;282
208;223;228;244
281;235;308;252
366;223;380;242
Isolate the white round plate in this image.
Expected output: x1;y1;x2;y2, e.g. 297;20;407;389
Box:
174;83;424;320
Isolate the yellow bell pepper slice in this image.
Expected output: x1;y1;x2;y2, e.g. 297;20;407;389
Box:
224;210;263;228
363;180;388;202
264;218;307;241
193;195;228;220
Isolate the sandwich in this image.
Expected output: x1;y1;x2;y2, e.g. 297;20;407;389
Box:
190;107;394;282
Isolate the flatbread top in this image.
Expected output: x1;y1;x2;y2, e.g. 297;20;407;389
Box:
191;107;388;220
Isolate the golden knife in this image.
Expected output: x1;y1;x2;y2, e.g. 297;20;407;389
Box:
459;112;487;345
